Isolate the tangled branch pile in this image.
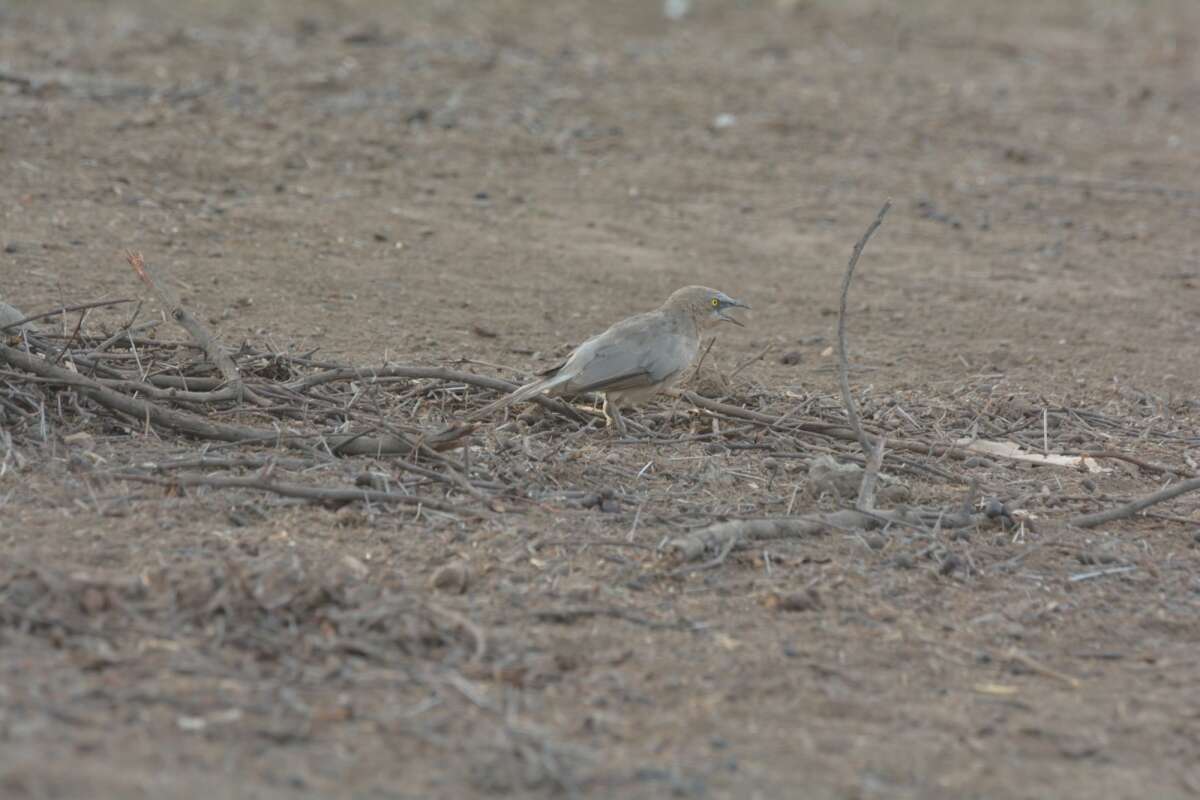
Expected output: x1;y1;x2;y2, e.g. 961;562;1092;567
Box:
3;240;1198;563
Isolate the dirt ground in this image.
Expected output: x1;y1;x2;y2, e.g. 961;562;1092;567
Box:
3;0;1200;797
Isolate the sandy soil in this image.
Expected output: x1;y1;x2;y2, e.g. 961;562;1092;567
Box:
2;1;1200;798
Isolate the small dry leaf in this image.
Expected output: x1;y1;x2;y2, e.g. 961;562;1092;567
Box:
761;589;822;612
339;554;369;580
471;323;498;338
429;561;469;594
714;633;741;650
312;703;354;723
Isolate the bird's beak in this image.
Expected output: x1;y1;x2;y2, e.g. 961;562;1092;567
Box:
718;299;750;327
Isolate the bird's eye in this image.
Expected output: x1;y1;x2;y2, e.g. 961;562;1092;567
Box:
711;298;720;307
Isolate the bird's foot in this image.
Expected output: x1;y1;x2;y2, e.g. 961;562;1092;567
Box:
603;399;628;438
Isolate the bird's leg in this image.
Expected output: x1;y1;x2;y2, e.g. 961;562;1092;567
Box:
611;407;628;437
602;397;628;437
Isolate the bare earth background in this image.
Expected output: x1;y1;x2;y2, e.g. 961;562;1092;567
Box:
2;1;1200;798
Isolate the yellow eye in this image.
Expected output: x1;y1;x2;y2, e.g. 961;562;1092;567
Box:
711;297;720;307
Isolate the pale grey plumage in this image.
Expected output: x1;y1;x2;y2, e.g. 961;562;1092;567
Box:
469;286;749;434
0;299;30;333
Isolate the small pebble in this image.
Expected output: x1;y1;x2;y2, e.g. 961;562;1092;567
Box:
80;587;108;615
878;484;912;504
712;113;737;130
471;322;498;338
984;498;1008;518
939;554;963;576
354;472;388;491
762;589;822;612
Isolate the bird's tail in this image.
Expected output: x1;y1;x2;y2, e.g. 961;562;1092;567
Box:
467;371;571;420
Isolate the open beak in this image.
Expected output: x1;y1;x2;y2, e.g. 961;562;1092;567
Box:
718;299;750;327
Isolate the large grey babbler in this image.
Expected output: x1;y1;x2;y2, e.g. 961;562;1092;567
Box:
469;286;749;434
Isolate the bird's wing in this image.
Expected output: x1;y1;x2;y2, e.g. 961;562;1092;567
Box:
536;359;567;378
560;314;693;395
465;370;573;419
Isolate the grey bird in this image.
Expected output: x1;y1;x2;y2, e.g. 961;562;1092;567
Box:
469;286;749;434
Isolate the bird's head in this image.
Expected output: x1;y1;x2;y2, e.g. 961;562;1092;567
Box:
663;286;751;329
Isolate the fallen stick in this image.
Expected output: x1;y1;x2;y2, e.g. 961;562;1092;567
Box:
142;375;224;390
836;200;892;458
138;454;324;472
112;472;471;514
125;251;257;402
1068;566;1136;583
89;319;159;356
0;298;134;333
288;365;586;422
427;602;488;663
666;510;874;562
680;391;858;437
1002;174;1200;202
680;392;1127;473
1065;449;1196;479
667;507;989;562
835;201;892;511
527;605;690;631
1006;647;1081;689
0;70;34;90
0;343;470;457
857;435;886;511
956;439;1103;472
1068;477;1200;529
94;377;243;405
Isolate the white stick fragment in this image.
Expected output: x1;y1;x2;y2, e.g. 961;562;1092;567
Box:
953;439;1105;473
1069;566;1136;582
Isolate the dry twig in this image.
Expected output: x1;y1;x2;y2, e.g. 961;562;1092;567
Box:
837;199;892;457
0;298;134;333
836;201;892;511
0;343;463;457
126;251;243;390
112;472;474;515
1069;477;1200;529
